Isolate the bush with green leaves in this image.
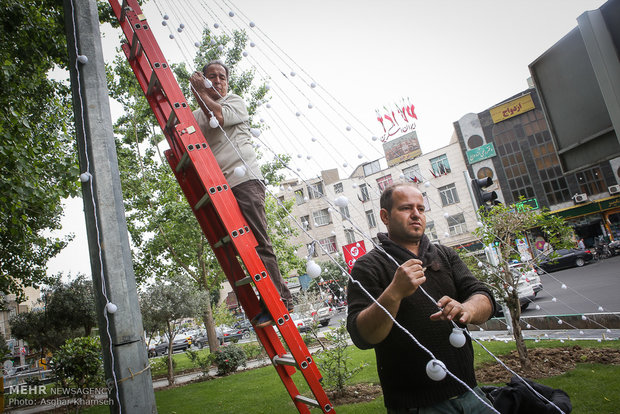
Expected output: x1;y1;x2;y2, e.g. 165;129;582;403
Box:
186;349;216;376
315;320;367;395
50;336;104;390
212;344;246;376
239;342;267;361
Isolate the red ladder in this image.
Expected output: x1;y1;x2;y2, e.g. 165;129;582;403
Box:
107;1;334;412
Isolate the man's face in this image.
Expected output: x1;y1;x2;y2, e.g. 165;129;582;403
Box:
204;64;228;100
381;186;426;245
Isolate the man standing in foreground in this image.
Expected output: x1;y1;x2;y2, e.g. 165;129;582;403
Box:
189;60;293;327
347;183;496;413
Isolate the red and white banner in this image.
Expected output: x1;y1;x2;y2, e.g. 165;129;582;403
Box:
342;241;367;272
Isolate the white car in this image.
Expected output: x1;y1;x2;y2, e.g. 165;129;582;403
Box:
509;263;542;295
289;312;313;332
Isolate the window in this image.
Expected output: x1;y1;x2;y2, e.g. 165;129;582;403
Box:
366;210;377;228
307;242;318;257
575;167;606;196
376;174;393;191
439;183;459;206
402;165;423;182
426;221;438;241
430;154;451;176
363;160;381;176
334;182;343;194
300;215;311;230
447;213;467;236
359;184;370;202
295;189;305;205
319;236;337;254
313;208;331;227
339;205;350;219
422;192;431;212
344;229;356;244
307;182;324;199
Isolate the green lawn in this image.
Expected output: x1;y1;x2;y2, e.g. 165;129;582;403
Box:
78;339;620;413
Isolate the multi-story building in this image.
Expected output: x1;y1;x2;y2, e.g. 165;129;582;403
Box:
0;286;41;339
277;133;482;275
454;87;620;248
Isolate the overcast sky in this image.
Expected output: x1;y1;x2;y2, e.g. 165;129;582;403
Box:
47;0;607;278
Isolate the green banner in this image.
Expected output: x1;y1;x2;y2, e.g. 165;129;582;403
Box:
467;143;496;164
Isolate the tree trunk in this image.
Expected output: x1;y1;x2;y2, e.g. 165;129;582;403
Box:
166;322;175;385
507;292;530;370
202;293;220;352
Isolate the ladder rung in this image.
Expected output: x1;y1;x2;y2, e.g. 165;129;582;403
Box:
175;152;189;172
129;32;142;60
194;192;211;210
272;354;296;367
294;395;320;408
146;71;160;96
213;235;231;249
166;109;178;130
235;276;252;287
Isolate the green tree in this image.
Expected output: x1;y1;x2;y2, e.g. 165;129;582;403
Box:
9;275;96;352
473;202;574;369
0;0;81;299
139;276;207;384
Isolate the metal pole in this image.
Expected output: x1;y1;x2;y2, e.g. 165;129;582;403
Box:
63;0;156;412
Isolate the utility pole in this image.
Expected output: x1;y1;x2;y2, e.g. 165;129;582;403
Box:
63;0;156;412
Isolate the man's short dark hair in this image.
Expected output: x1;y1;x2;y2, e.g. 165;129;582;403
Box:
380;182;419;213
202;60;229;79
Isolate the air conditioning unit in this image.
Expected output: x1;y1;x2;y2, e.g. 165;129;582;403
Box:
574;193;588;203
609;185;620;195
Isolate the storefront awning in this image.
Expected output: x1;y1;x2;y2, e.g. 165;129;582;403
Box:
551;195;620;219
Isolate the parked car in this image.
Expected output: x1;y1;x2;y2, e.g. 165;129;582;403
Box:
193;327;243;348
310;302;334;327
537;248;594;273
289;312;313;332
149;336;190;357
494;275;536;317
509;263;542;295
232;318;254;339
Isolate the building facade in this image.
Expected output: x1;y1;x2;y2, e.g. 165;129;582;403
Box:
454;87;620;248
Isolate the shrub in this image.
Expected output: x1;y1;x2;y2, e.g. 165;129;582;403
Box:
186;349;216;376
239;342;267;361
50;336;104;390
212;344;246;376
315;320;367;395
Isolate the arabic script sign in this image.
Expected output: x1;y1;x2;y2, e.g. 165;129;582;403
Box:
376;99;417;142
489;94;535;123
466;142;496;164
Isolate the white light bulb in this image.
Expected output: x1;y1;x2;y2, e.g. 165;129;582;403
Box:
163;14;169;20
204;78;212;88
265;84;271;90
297;154;302;159
310;82;317;88
194;41;200;47
296;168;301;172
579;330;584;335
275;221;280;227
177;28;183;33
449;328;466;348
357;153;363;159
209;117;219;128
426;359;446;381
526;324;531;328
303;197;309;202
250;128;261;137
77;55;88;64
334;196;349;208
581;315;587;320
106;302;118;314
558;319;563;324
162;21;168;26
308;103;313;109
561;284;567;289
477;262;483;268
169;34;175;39
214;23;220;28
229;11;235;17
249;22;256;27
266;103;271;108
372;136;378;141
79;172;92;182
477;221;483;227
250;42;256;48
179;23;185;29
346;126;352;131
444;232;450;238
343;162;348;168
233;166;246;177
306;155;312;160
598;306;604;312
424;181;431;187
296;112;301;117
311;137;317;142
290;71;296;77
552;297;557;302
443;212;450;218
210;39;216;45
242;51;248;57
351;183;357;188
306;260;321;278
536;305;541;310
217;45;224;52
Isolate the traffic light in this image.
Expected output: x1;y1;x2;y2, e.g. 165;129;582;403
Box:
471;177;499;211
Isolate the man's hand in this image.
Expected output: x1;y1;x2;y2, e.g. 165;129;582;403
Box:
386;259;426;302
429;294;493;325
429;296;470;323
190;71;209;93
